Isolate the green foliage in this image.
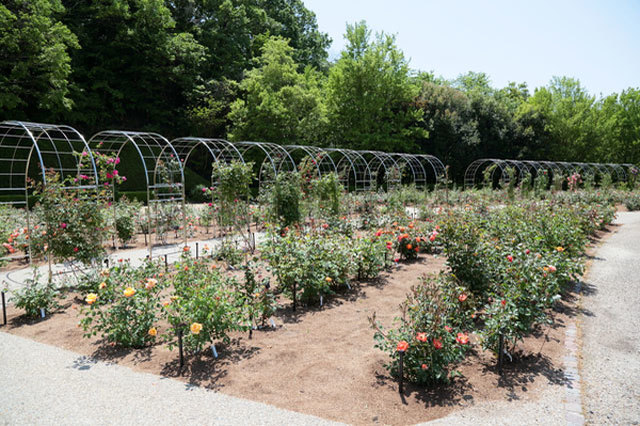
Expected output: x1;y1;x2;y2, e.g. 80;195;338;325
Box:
12;269;61;317
266;171;302;227
370;274;470;384
325;21;424;151
0;0;79;119
228;36;327;144
80;261;164;348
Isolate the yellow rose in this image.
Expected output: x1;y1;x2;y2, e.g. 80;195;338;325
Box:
325;277;332;283
556;246;565;252
100;269;110;277
190;322;203;335
85;293;97;305
148;327;157;337
123;287;136;298
99;282;107;289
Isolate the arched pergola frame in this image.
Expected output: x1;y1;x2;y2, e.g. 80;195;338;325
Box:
0;120;98;264
324;148;373;192
88;130;186;258
464;159;516;189
283;145;338;179
234;141;296;189
361;150;403;190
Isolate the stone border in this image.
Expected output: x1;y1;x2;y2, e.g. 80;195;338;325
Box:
563;280;584;425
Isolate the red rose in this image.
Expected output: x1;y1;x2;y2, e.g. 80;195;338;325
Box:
433;338;443;349
396;341;409;352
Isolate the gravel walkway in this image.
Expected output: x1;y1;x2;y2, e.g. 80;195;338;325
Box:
0;331;339;425
580;211;640;425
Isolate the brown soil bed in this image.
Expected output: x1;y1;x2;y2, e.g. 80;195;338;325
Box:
2;251;579;425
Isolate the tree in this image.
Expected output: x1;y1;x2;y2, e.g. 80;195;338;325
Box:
227;36;327;144
61;0;207;135
0;0;79;120
326;21;423;152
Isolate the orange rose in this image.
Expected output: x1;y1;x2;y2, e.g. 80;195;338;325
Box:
396;340;409;352
148;327;157;337
145;278;158;290
85;293;97;305
123;287;136;298
190;322;203;335
325;277;332;283
99;282;107;289
406;244;413;250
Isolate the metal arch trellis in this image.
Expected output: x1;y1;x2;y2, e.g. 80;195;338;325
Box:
88;130;186;258
323;148;372;191
361;150;403;190
233;141;296;188
0;120;98;264
414;154;447;186
283;145;338;179
464;159;513;189
388;153;427;189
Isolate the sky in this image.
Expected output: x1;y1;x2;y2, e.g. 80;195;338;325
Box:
303;0;640;96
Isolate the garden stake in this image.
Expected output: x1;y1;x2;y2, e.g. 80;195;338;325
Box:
164;254;168;272
196;242;199;259
1;291;6;325
292;281;297;312
398;350;404;394
497;333;504;374
178;328;184;372
104;258;109;269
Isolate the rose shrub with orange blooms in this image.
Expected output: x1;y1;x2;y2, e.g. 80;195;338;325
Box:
370;273;469;384
80;260;165;348
163;253;246;354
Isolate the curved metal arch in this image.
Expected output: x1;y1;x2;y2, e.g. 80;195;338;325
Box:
414;154;447;185
171;137;244;167
464;158;513;189
233;141;296;187
324;148;373;191
283;145;338;178
604;163;627;181
0;121;98;207
89;130;185;200
361;150;403;189
390;153;428;188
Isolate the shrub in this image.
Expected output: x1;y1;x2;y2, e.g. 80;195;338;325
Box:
12;269;61;317
625;193;640;211
370;274;470;384
80;260;164;348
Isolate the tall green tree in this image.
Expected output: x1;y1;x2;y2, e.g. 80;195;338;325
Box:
227;36;327;144
326;21;423;152
61;0;206;135
0;0;79;120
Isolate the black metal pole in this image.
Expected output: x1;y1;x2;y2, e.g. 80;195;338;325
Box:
398;350;404;393
1;291;6;326
195;242;199;259
178;328;184;372
104;258;109;269
164;254;168;272
292;281;297;312
498;333;504;374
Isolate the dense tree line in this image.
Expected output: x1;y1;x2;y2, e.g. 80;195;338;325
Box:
1;1;638;180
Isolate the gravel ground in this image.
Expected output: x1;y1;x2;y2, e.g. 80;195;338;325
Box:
581;211;640;425
0;331;339;426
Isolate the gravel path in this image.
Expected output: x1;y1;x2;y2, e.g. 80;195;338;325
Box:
581;211;640;425
0;331;339;425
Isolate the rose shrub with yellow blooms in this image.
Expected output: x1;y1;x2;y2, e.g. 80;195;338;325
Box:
80;260;166;348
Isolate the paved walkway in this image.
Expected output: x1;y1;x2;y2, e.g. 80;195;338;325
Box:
580;212;640;424
0;331;337;425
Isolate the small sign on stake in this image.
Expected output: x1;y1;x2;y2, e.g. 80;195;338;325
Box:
40;308;45;319
320;295;323;306
270;318;276;329
211;344;218;358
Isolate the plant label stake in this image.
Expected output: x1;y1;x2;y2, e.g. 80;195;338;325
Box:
177;328;184;372
497;333;504;374
40;308;45;319
211;344;218;358
1;291;6;326
320;295;323;306
398;350;405;394
270;318;276;328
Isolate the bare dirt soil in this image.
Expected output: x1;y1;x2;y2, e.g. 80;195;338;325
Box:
2;249;580;425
